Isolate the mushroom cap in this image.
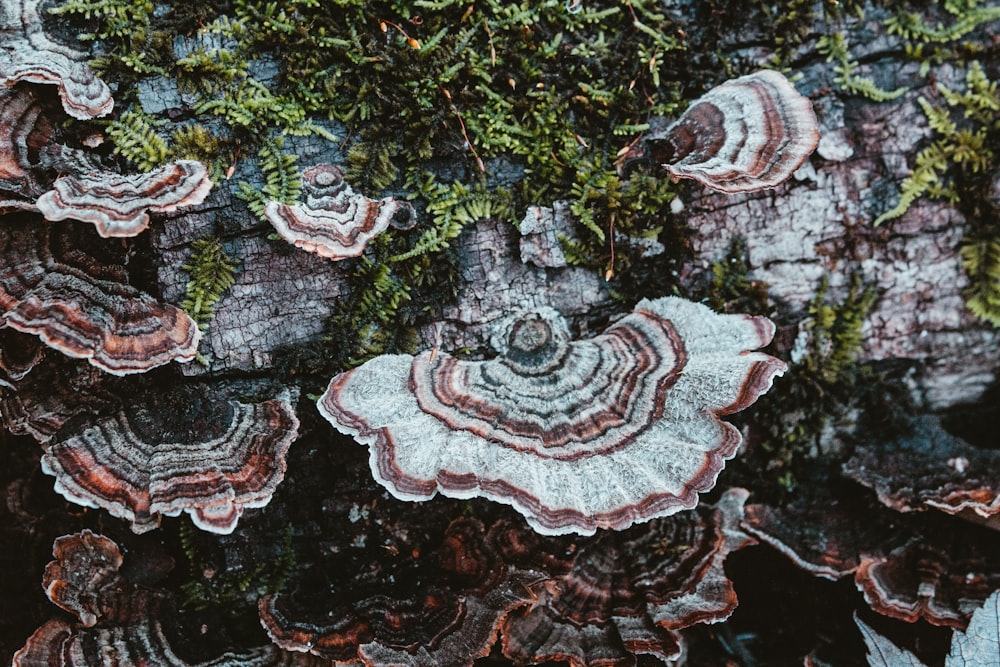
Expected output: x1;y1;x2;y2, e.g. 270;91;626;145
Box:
500;488;754;666
0;222;202;374
263;164;416;260
41;398;299;534
13;620;334;667
0;350;117;443
742;472;1000;628
319;296;785;535
854;541;1000;629
14;529;332;667
36;160;213;237
41;530;123;627
0;327;45;381
0;87;54;196
637;70;819;193
1;0;114;119
259;517;540;666
1;52;114;120
843;415;1000;521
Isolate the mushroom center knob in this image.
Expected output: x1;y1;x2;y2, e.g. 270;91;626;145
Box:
508;318;551;353
313;170;340;187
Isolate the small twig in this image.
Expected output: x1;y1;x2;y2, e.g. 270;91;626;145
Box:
605;212;616;280
449;99;486;173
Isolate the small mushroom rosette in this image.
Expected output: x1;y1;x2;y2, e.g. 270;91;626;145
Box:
319;296;786;535
263;164;416;260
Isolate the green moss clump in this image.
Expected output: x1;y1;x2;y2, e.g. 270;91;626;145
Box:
182;236;238;330
875;62;998;225
105;108;171;171
744;273;883;494
177;522;295;615
961;237;1000;327
817;32;908;102
236;137;302;219
181;237;239;365
703;238;771;315
886;1;1000;44
870;61;1000;326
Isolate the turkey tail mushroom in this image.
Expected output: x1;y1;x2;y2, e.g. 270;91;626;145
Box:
319;296;785;536
0;0;114;119
41;396;299;534
36;160;213;237
263;164;416;260
620;70;819;193
0;222;201;374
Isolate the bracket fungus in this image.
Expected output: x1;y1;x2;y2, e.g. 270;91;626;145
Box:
0;87;54;198
41;397;299;534
742;473;1000;628
41;529;124;628
0;351;117;443
14;530;330;667
621;70;819;193
0;221;201;374
263;164;416;260
843;416;1000;524
854;541;1000;629
259;517;540;667
0;0;114;119
0;327;44;381
36;160;213;237
499;488;755;667
319;296;785;535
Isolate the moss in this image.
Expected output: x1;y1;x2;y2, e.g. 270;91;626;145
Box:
104;107;171;171
50;0;161;80
703;238;771;315
177;522;295;616
817;32;908;102
731;272;893;498
886;2;1000;43
236;137;302;220
181;237;239;330
49;0;726;366
681;243;896;498
169;124;234;181
875;62;998;225
871;60;1000;326
961;236;1000;326
181;236;239;365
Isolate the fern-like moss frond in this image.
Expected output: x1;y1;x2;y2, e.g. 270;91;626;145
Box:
106;108;170;172
236;137;302;220
181;236;239;333
961;237;1000;327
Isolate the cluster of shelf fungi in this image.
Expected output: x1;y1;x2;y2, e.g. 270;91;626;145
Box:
2;0;998;664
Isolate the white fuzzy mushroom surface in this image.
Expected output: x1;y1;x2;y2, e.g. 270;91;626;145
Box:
319;296;786;535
